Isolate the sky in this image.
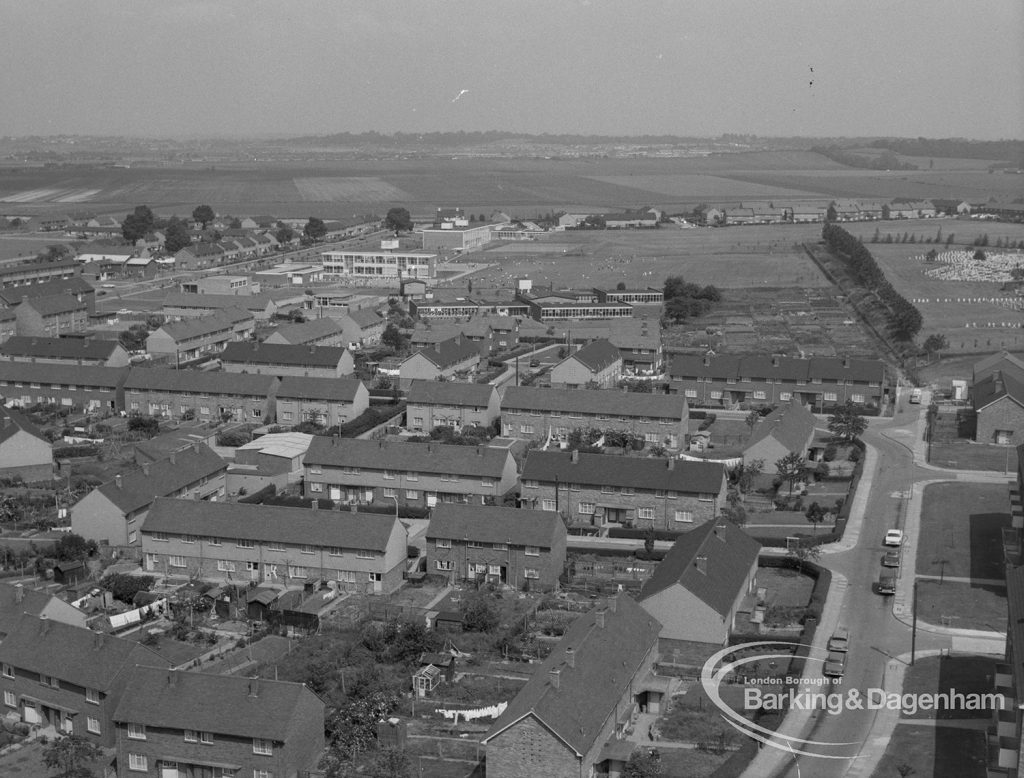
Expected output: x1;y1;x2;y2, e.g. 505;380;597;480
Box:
1;0;1022;140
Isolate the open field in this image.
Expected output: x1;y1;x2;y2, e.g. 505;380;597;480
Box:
0;151;1013;219
917;482;1011;581
870;724;987;778
900;655;997;720
916;580;1006;633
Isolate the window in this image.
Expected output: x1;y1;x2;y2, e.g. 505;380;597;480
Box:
85;688;99;705
309;482;323;493
337;570;356;583
600;484;615;494
436;538;451;549
436;560;454;571
185;729;198;743
281;411;293;421
288;566;306;579
520;424;534;435
1;664;11;679
824;392;838;402
481;477;495;488
467;540;485;549
266;541;285;551
851;393;865;403
254;770;273;778
710;390;723;400
523;480;538;489
578;502;595;515
383;470;396;480
3;691;15;708
200;731;214;744
405;490;419;499
127;754;147;772
39;676;59;690
492;543;508;551
87;717;101;735
208;537;222;546
525;546;540;557
308;466;323;475
217;560;236;573
698;493;714;502
638;507;654;520
253;738;273;756
127;530;137;545
182;534;198;544
327;547;342;557
382;487;397;498
412;417;423;426
621;486;635;496
753;391;767;400
524;568;539;580
406;471;418;481
541;499;556;511
779;392;792;401
169;556;186;568
356;550;374;559
684;389;697;398
127;723;146;740
237;539;255;549
368;572;382;582
675;510;694;523
251;409;261;418
300;545;316;555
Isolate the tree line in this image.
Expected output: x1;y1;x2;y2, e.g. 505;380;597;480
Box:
821;223;922;341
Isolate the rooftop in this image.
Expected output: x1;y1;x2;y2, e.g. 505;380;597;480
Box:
427;504;565;547
220;341;349;368
305;436;511;478
522;451;725;494
92;443;226;514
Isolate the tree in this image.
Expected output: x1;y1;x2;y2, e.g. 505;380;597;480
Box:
745;409;761;434
275;222;295;244
973;249;986;261
122;205;155;243
737;458;763;493
826;204;838;222
304;217;328;243
827;401;868;441
922;333;948;358
775;452;806;497
643;527;656;556
384;207;413;234
37;244;74;262
163;217;192;253
228;216;242;229
461;590;500;632
55;533;97;561
616;281;627;290
1011;266;1024;282
42;734;101;778
99;573;155;603
805;501;826;532
380;324;408;353
623;748;663;778
192;204;215;229
369;748;412;778
786;541;821;574
127;415;160;437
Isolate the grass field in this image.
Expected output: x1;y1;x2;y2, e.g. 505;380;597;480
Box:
870;724;987;778
900;655;997;720
917;482;1011;581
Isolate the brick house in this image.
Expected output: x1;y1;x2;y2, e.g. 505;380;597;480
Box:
0;582;88;632
549;339;622;389
0;614;167;746
500;386;689;451
0;257;80;287
140;498;408;594
145;309;255;363
973;351;1024;385
410;321;494;358
406;380;500;431
0;407;53;482
303;437;518;509
275;376;369;428
398;336;480;389
426;504;567;591
321;308;386;350
14;294;90;337
220;341;354;379
0;363;128;413
123;368;278;424
483;594;662;778
974;369;1024;446
638;520;761;651
520;451;727;532
668;353;887;409
743;397;819;473
0;276;95;315
262;317;346;347
71;442;227;547
113;666;324;778
0;335;130;367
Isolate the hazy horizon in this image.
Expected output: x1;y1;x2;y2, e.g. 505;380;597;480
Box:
1;0;1022;141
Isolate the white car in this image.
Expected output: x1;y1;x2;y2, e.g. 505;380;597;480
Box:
884;529;905;547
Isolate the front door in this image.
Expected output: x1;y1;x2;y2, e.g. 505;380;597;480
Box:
22;702;40;725
61;713;73;734
329;486;342;501
160;761;181;778
145;553;158;572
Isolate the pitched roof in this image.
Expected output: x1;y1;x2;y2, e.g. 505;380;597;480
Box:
123;367;276;396
347;308;384;329
408;336;480;370
745;398;817;452
0;406;49;447
521;451;725;494
276;376;365;402
638;520;762;616
304;437;511;478
974;369;1024;412
0;276;93;306
0;336;122;361
155;308;253;342
427;504;565;547
973;351;1024;384
562;339;622;373
407;380;495;408
502;386;684;419
20;294;88;316
483;594;660;755
92;443;227;514
143;497;398;552
0;614;166;690
0;583;67;628
0;361;128;388
220;342;348;368
807;356;885;384
114;665;320;741
163;292;274;313
669;353;886;384
265;317;344;345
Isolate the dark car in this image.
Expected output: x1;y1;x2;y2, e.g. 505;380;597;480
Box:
882;550;901;567
823;650;847;678
877;574;896;595
529;359;540;367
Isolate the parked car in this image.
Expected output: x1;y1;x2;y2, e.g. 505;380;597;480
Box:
827;627;850;653
909;388;922;404
882;550;901;567
877;574;896;595
823;651;847;678
884;529;904;547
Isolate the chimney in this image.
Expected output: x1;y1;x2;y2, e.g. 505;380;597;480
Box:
565;647;575;668
842;356;850;369
703;354;711;367
570;449;579;464
2;417;9;429
667;457;675;470
166;670;178;686
714;524;726;542
192;440;200;453
39;616;50;636
772;355;779;367
311;499;319;510
93;631;105;650
994;370;1004;394
248;677;259;698
548;668;560;689
695;555;708;575
115;474;123;489
169;452;175;465
141;463;150;476
14;584;24;603
595;608;607;628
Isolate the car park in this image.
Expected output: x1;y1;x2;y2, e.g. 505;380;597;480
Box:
882;550;901;567
884;529;904;547
827;627;850;652
823;651;847;678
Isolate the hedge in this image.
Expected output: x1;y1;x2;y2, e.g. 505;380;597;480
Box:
238;484;276;504
607;527;683;542
53;444;99;459
325;403;406;438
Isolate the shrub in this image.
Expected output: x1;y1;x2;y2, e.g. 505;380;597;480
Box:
822;444;837;462
216;429;251;447
847;446;861;463
100;573;155;604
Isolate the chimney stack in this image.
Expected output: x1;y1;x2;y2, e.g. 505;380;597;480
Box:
571;449;579;464
15;584;24;603
772;355;780;367
169;452;175;465
695;555;708;575
595;608;607;628
667;457;675;470
39;616;50;636
115;474;123;489
842;356;850;369
714;524;726;542
565;647;575;668
548;668;560;690
703;354;711;367
248;677;259;698
608;594;617;613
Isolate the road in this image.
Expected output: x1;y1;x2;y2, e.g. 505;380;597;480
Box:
774;402;959;778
